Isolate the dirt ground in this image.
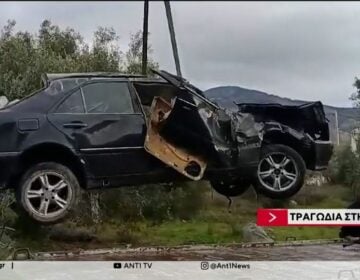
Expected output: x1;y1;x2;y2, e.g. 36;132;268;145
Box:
36;241;360;261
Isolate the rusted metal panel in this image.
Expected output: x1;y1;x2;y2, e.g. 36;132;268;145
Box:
144;96;206;180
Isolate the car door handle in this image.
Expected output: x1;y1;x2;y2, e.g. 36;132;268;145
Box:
63;121;88;128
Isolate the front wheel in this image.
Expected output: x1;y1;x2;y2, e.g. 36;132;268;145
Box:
16;162;80;225
253;144;306;199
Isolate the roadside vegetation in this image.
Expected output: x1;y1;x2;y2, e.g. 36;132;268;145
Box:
0;19;359;253
5;182;353;252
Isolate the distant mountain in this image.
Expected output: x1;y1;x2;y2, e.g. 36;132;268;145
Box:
204;86;360;133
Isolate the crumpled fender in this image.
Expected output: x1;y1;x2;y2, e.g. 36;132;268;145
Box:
263;121;308;141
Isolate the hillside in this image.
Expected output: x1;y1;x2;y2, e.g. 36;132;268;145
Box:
204;86;360;132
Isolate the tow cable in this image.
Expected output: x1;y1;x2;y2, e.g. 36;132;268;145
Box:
210;188;232;213
227;196;233;213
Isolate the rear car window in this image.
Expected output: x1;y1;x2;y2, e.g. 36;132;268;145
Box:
82;82;134;114
56;90;85;113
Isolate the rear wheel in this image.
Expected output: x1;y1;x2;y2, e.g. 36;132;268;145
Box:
16;162;80;224
254;144;306;199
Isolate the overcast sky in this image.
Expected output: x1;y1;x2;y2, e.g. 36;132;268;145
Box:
1;1;359;107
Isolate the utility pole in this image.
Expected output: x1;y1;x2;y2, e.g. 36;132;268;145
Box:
164;1;182;78
142;0;149;75
334;110;340;145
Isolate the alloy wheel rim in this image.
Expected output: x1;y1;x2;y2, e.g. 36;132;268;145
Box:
24;171;72;218
257;153;298;192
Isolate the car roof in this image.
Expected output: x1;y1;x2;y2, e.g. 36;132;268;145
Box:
41;72;166;87
44;72;145;80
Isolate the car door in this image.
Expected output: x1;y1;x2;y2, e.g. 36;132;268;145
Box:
48;79;156;178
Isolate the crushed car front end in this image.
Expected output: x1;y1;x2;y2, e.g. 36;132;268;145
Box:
143;70;333;199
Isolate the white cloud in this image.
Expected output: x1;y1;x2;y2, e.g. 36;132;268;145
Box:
0;1;359;107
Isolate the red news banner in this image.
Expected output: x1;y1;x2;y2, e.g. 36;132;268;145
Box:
257;209;360;226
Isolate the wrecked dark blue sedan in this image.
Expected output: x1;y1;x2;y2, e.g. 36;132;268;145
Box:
0;69;333;224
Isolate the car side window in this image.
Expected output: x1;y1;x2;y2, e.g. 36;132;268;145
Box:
82;82;135;114
56;90;85;113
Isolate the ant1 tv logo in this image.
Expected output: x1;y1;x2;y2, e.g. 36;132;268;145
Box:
114;262;153;269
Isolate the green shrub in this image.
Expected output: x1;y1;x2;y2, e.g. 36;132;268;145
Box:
96;181;208;224
327;143;360;197
0;191;16;225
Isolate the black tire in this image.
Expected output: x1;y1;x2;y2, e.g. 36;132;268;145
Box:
16;162;80;225
253;144;306;199
211;177;252;197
